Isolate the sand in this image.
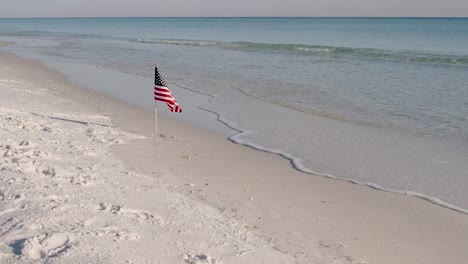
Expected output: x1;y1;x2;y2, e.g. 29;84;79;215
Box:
0;49;467;263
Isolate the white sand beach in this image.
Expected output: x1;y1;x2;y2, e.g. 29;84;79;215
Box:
0;47;468;263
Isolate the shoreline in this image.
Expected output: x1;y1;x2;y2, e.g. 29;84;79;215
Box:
1;49;468;263
201;106;468;215
3;38;468;213
43;57;468;215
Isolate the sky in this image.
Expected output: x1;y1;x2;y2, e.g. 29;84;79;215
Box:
0;0;467;18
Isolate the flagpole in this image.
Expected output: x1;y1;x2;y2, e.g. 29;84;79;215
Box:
154;101;158;136
154;62;158;136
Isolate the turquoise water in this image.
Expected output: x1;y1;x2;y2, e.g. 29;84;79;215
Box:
1;17;467;138
1;17;467;211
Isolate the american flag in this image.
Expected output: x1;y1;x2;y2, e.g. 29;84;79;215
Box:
154;66;182;113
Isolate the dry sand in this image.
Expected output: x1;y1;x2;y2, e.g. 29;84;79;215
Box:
0;48;467;263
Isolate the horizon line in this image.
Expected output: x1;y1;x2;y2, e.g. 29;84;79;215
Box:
1;16;467;19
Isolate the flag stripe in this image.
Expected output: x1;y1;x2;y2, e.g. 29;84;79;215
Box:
154;91;174;98
154;91;172;97
154;67;182;113
153;96;175;105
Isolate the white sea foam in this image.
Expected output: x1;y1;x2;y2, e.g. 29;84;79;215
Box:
293;46;332;53
136;38;219;47
198;106;468;215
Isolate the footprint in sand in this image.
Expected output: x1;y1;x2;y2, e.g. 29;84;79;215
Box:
97;203;163;225
70;166;99;186
1;141;51;159
0;158;56;177
70;174;95;186
113;231;140;241
83;228;140;242
0;141;58;176
3;114;42;132
13;233;70;260
182;254;220;264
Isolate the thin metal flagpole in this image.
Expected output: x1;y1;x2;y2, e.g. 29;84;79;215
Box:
154;100;158;136
154;62;158;136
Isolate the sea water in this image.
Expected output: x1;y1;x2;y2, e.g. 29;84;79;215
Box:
1;17;467;212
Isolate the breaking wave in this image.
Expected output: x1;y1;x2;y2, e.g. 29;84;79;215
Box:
134;38;468;66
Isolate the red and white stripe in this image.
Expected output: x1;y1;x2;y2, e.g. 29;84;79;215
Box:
154;85;182;112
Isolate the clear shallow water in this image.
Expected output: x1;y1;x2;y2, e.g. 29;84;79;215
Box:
1;17;467;211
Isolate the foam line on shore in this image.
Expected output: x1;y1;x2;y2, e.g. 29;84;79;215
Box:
198;106;468;215
39;57;468;216
9;47;466;215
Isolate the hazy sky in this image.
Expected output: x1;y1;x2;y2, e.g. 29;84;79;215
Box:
1;0;467;18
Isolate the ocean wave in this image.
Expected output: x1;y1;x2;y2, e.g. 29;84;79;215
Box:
133;38;468;66
135;38;220;47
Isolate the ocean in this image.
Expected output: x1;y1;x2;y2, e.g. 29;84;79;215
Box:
1;17;467;212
